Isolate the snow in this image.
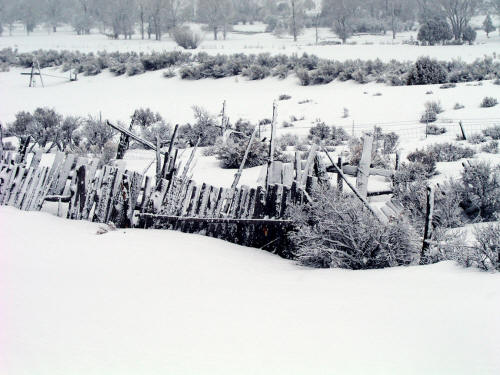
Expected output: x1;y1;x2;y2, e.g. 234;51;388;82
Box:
1;206;499;375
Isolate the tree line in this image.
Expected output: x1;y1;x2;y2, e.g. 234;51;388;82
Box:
0;0;498;43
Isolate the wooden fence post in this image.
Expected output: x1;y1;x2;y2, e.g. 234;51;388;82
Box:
420;186;435;264
459;121;467;141
356;133;374;199
337;156;343;192
0;123;3;162
322;147;382;223
265;101;278;189
231;127;258;189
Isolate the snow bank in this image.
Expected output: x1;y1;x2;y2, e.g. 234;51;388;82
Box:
1;207;499;375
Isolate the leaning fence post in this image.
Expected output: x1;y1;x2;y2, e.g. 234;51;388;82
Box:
459;121;467;141
0;123;3;162
420;186;435;264
337;156;343;192
356;133;374;199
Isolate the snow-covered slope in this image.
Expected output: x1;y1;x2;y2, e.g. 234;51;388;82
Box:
1;207;499;375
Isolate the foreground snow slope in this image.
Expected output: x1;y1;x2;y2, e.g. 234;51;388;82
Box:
1;207;499;375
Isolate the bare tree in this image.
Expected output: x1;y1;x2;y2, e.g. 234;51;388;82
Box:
438;0;481;41
197;0;232;40
322;0;359;44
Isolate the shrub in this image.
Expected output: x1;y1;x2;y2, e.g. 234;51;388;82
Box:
417;16;453;45
482;125;500;140
163;68;176;78
296;68;311;86
454;103;465;110
309;121;331;140
331;126;350;143
468;224;500;271
278;133;299;149
288;187;419;269
215;136;282;169
426;142;475;162
126;58;145;76
420;110;437;123
425;100;444;114
179;65;202;80
173;27;203;49
457;162;500;221
279;94;292;101
462;26;477;45
407;149;437;176
480;97;498;108
468;133;487;144
407;57;447;85
109;58;127;75
242;64;270;80
426;124;446;135
481;140;499;154
80;115;116;152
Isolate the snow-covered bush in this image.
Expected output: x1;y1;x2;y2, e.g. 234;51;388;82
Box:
417;16;453;45
426;124;447;135
163;68;176;78
468;133;487;144
481;140;499;154
480;97;498;108
462;26;477;45
80;115;116;152
126;58;145;76
308;121;331;140
109;58;127;75
173;27;203;50
179;65;202;80
242;64;271;80
288;187;419;269
454;103;465;110
482;125;500;140
451;223;500;272
296;68;311;86
216;136;280;169
425;101;445;115
406;150;437;176
425;142;475;162
458;162;500;221
407;57;447;85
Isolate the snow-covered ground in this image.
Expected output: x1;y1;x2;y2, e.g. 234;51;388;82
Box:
1;206;499;375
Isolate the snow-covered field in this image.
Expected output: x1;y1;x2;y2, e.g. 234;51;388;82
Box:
1;207;499;375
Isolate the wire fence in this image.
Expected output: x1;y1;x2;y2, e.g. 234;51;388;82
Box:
269;117;500;142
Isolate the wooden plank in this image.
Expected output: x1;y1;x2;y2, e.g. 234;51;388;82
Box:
300;144;319;186
269;161;283;185
0;165;18;203
274;184;284;218
139;176;152;212
281;163;294;186
93;167;118;223
127;172;143;225
14;167;34;209
356;134;374;198
29;150;43;170
7;166;26;206
20;167;42;210
27;167;49;211
68;165;87;220
294;151;301;183
53;154;76;195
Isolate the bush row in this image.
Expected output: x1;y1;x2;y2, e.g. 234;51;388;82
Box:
2;48;499;86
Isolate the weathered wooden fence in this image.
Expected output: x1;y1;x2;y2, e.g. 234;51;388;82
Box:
0;149;320;256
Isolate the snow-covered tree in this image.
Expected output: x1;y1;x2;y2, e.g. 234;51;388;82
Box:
322;0;359;44
483;14;495;37
438;0;480;41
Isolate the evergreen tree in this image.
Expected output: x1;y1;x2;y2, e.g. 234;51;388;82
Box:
417;15;452;45
483;14;495;37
